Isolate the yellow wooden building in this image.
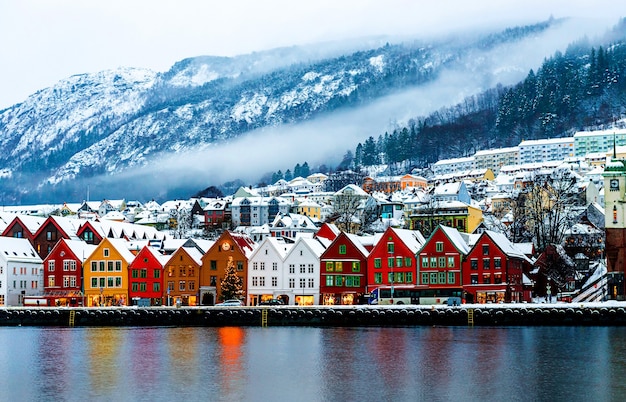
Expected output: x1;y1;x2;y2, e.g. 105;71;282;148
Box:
83;238;136;306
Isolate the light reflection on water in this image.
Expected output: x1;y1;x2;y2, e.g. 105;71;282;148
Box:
0;326;624;401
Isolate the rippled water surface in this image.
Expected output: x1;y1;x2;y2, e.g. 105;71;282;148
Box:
0;326;624;401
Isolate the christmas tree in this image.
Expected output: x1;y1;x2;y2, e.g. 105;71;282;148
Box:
220;256;244;301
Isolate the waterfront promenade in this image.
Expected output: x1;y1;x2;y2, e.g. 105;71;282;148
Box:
2;302;626;327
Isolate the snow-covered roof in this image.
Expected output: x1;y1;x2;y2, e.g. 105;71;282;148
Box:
0;237;41;263
438;225;470;255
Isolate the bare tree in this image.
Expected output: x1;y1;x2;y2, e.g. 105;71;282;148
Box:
169;206;193;239
330;191;366;234
519;168;580;253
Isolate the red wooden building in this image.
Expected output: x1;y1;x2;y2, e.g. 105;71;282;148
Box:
32;216;84;260
416;225;468;303
319;232;369;305
43;239;97;306
128;245;168;306
366;227;425;294
462;230;532;303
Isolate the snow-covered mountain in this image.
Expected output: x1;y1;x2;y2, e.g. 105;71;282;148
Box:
0;18;584;203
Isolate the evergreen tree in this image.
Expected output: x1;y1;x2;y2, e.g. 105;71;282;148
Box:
301;162;310;177
294;163;302;178
284;169;293;181
220;257;244;301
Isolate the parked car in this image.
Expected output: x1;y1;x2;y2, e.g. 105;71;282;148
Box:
216;299;244;306
259;299;284;306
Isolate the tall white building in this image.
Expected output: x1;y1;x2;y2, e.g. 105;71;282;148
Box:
0;237;43;306
432;156;475;176
518;137;574;164
474;147;519;174
574;129;626;157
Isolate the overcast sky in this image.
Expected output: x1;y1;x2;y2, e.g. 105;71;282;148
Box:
0;0;620;110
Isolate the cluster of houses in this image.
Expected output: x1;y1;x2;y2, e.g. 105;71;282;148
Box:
0;208;539;307
2;128;625;307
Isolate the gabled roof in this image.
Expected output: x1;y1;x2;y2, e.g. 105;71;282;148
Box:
229;231;257;258
55;239;97;262
0;237;41;263
250;237;293;260
34;215;86;241
285;236;328;259
480;230;531;262
103;238;139;264
343;233;371;258
4;215;47;237
133;245;169;267
436;225;471;255
389;227;425;253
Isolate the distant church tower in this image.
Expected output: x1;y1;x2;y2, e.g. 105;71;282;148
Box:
603;139;626;300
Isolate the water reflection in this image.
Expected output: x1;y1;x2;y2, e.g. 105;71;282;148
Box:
0;326;624;401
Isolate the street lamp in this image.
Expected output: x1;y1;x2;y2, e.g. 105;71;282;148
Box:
100;287;103;307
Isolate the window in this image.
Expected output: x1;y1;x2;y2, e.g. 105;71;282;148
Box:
438;272;446;284
447;257;455;267
48;277;55;287
339;245;347;254
299;278;305;288
272;277;277;286
300;264;306;274
335;276;343;286
308;278;314;288
70;260;77;271
237;261;244;271
438;257;446;268
483;258;491;270
289;264;295;274
374;272;382;284
99;261;105;272
494;273;502;284
430;257;437;268
387;257;394;268
396;272;404;283
48;261;55;272
325;276;333;286
471;274;478;284
260;277;265;286
335;262;343;272
430;272;437;284
404;257;412;267
482;244;489;255
140;283;147;292
115;277;121;287
132;283;138;292
396;257;403;267
253;262;258;271
494;258;502;269
63;260;70;271
107;261;114;272
140;269;147;278
210;260;217;270
436;242;444;252
374;258;382;268
260;262;265;271
70;277;76;287
406;272;413;283
482;274;491;284
91;261;97;272
168;281;174;291
132;270;139;278
471;259;478;270
188;281;195;291
448;272;455;284
273;262;278;271
107;277;114;287
326;262;334;272
179;281;185;291
153;282;160;292
103;249;109;257
422;273;429;284
352;262;360;272
387;243;395;253
422;257;428;268
154;269;160;279
252;277;258;286
308;264;314;273
289;278;295;288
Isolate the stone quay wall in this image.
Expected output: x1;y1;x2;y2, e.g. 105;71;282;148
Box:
2;304;626;327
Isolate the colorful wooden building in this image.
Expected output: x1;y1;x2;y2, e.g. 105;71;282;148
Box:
319;232;370;305
43;238;96;306
83;238;135;306
164;244;205;306
366;227;425;297
462;230;532;303
128;245;168;306
416;225;469;303
200;231;256;304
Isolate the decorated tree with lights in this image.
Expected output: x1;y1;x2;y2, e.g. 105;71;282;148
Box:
220;257;244;301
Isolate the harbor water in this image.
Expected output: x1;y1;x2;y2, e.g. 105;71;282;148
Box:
0;325;625;401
